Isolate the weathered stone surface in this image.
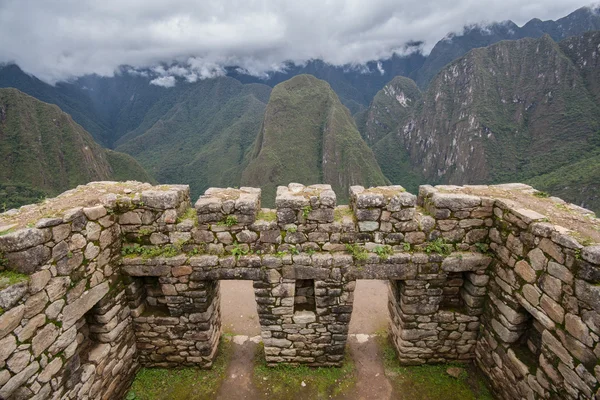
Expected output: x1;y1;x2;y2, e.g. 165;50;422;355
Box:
0;334;17;364
5;245;51;274
581;245;600;265
32;323;58;357
29;269;51;294
0;305;24;339
293;311;316;325
83;205;107;220
46;276;71;301
24;291;48;318
142;190;181;209
514;260;536;283
0;281;28;309
0;228;51;252
0;361;39;398
123;264;172;276
7;350;30;373
431;193;480;211
565;313;593;347
38;357;62;382
60;281;109;328
17;313;46;342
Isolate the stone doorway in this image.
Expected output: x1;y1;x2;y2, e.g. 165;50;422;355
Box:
348;280;390;335
219;280;260;336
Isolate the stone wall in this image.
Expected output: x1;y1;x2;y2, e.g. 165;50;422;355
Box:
0;181;598;399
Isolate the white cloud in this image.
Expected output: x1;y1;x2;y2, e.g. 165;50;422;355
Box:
0;0;591;84
150;76;176;87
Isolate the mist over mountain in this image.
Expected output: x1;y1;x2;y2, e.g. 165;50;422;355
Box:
1;4;600;213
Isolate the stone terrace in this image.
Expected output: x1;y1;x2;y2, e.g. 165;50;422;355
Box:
0;181;598;399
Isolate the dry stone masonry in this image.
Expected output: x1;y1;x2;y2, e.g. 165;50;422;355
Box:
0;181;598;399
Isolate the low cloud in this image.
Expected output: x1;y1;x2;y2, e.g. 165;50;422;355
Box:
0;0;591;84
149;76;176;88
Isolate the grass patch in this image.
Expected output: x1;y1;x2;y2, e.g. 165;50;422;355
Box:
257;209;277;222
334;206;354;222
121;243;180;259
379;334;494;400
0;270;29;290
217;215;238;227
345;243;369;261
373;245;393;260
176;208;198;224
126;338;233;400
254;353;355;400
424;238;453;255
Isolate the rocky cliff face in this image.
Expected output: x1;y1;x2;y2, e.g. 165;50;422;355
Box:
242;75;388;205
404;34;600;186
413;5;600;88
362;33;600;212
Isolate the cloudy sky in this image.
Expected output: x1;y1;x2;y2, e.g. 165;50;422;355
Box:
0;0;593;84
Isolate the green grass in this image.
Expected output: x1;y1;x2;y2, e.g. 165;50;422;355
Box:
121;244;180;259
380;335;494;400
257;209;277;222
345;243;369;261
126;339;233;400
0;270;29;290
373;245;393;260
334;206;354;222
176;208;198;224
254;353;355;400
424;238;453;255
217;215;238;227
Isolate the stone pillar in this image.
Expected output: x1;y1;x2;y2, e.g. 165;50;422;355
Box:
388;253;491;365
255;252;355;367
122;257;221;368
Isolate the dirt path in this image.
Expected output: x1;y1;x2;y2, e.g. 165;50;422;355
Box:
216;336;263;400
218;279;394;400
345;334;395;400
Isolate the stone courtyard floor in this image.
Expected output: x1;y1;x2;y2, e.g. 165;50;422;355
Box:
126;281;494;400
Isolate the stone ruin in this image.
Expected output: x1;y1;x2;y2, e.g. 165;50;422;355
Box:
0;181;598;400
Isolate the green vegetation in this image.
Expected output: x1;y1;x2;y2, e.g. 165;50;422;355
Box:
217;215;238;227
357;76;424;194
176;208;198;224
0;270;28;289
528;151;600;214
116;77;271;202
126;338;233;400
0;183;48;210
345;243;369;261
425;238;453;255
257;209;277;222
373;245;393;260
254;353;355;400
0;88;154;209
474;242;490;254
533;191;550;198
380;334;494;400
105;150;155;184
241;75;388;206
302;206;312;219
230;242;249;259
403;242;412;252
121;244;180;259
334;206;353;222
